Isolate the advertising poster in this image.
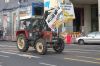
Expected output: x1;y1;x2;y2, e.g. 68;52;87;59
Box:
44;0;75;31
60;2;75;22
44;0;58;10
45;8;63;31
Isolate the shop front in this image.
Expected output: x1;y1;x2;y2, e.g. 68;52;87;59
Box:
70;0;98;34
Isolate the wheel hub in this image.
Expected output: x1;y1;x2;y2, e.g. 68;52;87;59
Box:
17;38;25;49
36;42;43;53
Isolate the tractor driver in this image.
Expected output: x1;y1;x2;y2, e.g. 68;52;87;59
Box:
27;19;42;41
27;19;39;32
27;22;33;31
20;21;27;30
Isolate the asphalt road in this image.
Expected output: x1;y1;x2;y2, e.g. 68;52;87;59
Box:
0;41;100;66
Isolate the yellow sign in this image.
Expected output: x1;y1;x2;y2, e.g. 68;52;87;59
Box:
53;20;62;28
61;3;75;22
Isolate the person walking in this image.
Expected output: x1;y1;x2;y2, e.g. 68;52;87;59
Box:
0;29;3;40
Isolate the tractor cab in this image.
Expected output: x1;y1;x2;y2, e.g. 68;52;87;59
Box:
18;16;51;32
19;17;43;31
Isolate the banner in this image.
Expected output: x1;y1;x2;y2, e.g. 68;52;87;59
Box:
45;0;75;31
60;3;75;22
46;8;63;31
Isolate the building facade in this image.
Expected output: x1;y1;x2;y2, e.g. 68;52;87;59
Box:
70;0;98;34
0;0;43;41
0;0;99;41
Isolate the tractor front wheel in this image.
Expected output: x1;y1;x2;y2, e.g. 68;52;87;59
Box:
17;34;29;52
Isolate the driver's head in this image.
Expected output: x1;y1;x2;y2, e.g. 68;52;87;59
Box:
23;21;26;25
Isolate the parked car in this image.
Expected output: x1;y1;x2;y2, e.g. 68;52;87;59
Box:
75;32;100;44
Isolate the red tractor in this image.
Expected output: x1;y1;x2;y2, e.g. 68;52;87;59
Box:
16;16;65;55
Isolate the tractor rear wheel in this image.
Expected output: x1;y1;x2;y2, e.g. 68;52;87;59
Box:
35;39;47;55
53;38;64;53
17;34;29;52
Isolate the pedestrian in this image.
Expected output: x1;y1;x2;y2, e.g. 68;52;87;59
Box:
0;29;3;40
65;33;72;45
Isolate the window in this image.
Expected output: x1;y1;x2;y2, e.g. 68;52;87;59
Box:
95;32;100;37
5;0;10;3
91;4;98;32
87;32;96;37
24;0;28;2
19;0;28;3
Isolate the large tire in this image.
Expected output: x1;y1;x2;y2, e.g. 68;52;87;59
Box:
53;38;65;53
17;34;29;52
78;39;84;45
35;39;47;55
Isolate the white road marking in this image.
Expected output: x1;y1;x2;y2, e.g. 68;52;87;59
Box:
77;56;97;59
18;54;40;59
0;48;19;53
78;56;100;60
0;62;2;64
0;51;40;59
49;48;100;53
64;58;100;64
48;49;89;53
0;55;9;58
63;51;89;53
65;49;100;52
39;62;56;66
0;45;16;48
5;50;19;53
0;62;2;66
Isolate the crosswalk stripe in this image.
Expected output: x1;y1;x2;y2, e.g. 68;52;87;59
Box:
0;55;9;58
64;58;100;64
0;45;16;48
39;62;56;66
0;51;40;59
